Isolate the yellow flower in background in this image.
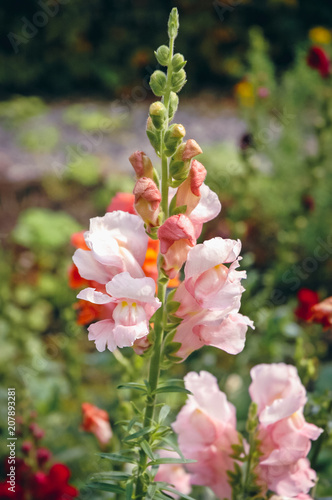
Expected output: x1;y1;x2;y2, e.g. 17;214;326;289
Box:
309;26;332;45
234;80;255;107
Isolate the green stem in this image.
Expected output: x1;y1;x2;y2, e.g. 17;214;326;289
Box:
242;433;254;498
134;36;174;500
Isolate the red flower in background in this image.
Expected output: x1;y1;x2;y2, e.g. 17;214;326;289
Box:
0;421;78;500
307;46;331;78
295;288;319;321
310;296;332;329
30;464;78;500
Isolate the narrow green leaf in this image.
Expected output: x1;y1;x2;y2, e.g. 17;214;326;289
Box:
118;383;147;393
155;385;191;395
149;457;196;466
123;426;152;442
98;452;136;464
161;438;185;460
141;439;155;460
88;482;125;493
158;404;171;423
89;471;131;481
126;481;134;500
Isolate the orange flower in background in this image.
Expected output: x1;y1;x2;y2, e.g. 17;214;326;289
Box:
81;403;112;446
143;238;180;288
310;296;332;329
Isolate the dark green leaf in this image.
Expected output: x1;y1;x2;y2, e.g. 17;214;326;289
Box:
98;452;136;464
155;385;192;395
123;427;152;442
141;439;155;460
88;482;125;493
150;457;196;466
126;481;134;500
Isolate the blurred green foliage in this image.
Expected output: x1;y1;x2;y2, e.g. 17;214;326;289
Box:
1;0;332;97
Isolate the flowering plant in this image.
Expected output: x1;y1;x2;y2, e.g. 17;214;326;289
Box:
70;10;326;499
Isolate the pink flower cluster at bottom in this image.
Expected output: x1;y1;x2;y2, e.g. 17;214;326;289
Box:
169;364;322;499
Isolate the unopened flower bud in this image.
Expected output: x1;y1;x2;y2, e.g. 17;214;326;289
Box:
134;177;161;229
149;102;167;130
168;7;179;39
164;124;186;157
168;91;179;120
169;124;186;138
36;447;52;466
150;70;167;97
182;139;203;160
172;53;186;72
171;69;186;93
146;117;161;154
155;45;170;66
21;441;33;455
129;151;153;179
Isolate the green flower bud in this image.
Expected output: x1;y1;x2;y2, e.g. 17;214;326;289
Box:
169;158;190;181
146;117;161;155
171;53;186;72
168;8;179;40
171;69;186;93
149;101;167;130
154;45;170;66
164;124;186;157
150;70;167;97
169;124;186;138
168;91;179;120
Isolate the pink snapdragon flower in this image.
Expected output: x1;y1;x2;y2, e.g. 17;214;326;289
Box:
172;371;241;500
172;238;254;360
73;211;148;285
154;450;192;499
249;363;323;497
77;272;161;351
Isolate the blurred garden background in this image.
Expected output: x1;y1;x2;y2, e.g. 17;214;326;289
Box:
0;0;332;498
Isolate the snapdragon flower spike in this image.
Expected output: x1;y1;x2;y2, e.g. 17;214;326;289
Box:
249;363;323;497
77;272;161;352
172;238;254;360
133;177;161;230
73;211;148;285
172;371;241;500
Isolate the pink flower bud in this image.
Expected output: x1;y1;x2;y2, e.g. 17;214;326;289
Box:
29;423;45;440
182;139;203;161
257;87;270;99
175;159;207;215
36;447;52;466
158;215;196;278
133;177;161;228
21;441;33;455
129;151;154;178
